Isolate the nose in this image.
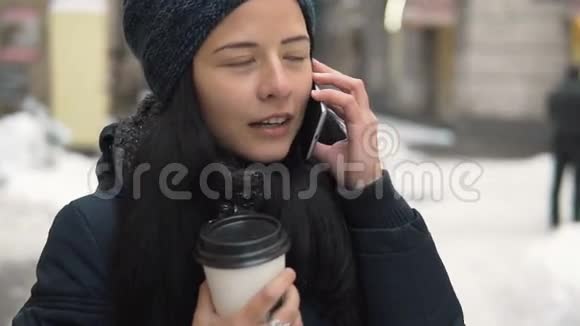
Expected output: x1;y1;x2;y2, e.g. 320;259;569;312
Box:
257;59;292;101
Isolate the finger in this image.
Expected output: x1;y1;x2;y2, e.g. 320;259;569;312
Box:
311;88;359;123
312;58;341;74
312;142;332;164
243;268;296;321
270;285;301;326
313;72;370;109
313;142;343;167
312;73;351;94
312;59;371;109
193;282;216;324
320;101;346;119
295;314;304;326
312;142;348;181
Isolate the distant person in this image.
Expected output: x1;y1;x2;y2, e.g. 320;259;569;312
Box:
547;66;580;228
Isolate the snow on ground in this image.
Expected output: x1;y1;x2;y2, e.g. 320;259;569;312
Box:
383;115;456;148
0;110;98;262
1;113;579;325
403;154;580;326
0;150;98;262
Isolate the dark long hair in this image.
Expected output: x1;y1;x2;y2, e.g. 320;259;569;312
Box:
109;69;363;326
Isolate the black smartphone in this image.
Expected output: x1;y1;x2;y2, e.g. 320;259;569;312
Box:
297;84;347;160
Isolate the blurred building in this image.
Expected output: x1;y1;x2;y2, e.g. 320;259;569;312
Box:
318;0;580;125
0;0;46;114
385;0;458;120
452;0;571;123
0;0;142;150
2;0;580;150
48;0;110;150
389;0;580;124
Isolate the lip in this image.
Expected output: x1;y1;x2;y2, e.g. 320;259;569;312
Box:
249;112;294;125
249;119;292;138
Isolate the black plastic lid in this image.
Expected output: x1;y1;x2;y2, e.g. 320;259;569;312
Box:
194;213;291;269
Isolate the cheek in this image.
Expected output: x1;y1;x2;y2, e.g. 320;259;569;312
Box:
193;62;261;157
199;97;242;143
196;89;254;155
195;72;246;135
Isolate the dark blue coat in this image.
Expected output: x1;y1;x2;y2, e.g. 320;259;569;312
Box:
12;160;464;325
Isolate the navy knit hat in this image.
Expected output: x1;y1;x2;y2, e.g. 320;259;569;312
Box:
122;0;317;104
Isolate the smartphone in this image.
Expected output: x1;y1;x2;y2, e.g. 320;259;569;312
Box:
300;85;328;160
297;84;348;160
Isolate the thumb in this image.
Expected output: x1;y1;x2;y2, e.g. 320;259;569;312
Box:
312;141;347;167
193;282;217;322
312;141;349;187
312;142;334;164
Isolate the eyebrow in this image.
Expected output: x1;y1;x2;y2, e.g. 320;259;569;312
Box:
212;35;310;54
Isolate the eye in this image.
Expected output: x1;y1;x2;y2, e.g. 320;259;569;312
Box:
285;56;307;62
224;59;255;67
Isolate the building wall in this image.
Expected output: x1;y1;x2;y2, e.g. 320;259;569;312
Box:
385;0;459;120
1;0;142;118
453;0;569;121
0;0;48;104
49;1;110;150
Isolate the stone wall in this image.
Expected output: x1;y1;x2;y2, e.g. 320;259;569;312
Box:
454;0;569;121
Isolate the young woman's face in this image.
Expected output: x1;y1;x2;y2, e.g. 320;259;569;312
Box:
193;0;312;163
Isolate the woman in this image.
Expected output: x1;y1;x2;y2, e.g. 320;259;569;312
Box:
13;0;464;325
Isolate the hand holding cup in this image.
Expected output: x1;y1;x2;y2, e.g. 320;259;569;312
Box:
192;268;303;326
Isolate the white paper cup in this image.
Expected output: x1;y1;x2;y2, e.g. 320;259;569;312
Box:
194;214;291;317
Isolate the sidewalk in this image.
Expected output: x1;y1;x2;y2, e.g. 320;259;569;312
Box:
387;114;552;159
0;261;36;326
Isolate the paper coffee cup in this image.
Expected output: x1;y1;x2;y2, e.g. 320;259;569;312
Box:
194;213;291;316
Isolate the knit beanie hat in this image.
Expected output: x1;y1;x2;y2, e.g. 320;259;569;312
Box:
122;0;317;104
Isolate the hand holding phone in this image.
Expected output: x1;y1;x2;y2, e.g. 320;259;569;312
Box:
310;58;382;189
